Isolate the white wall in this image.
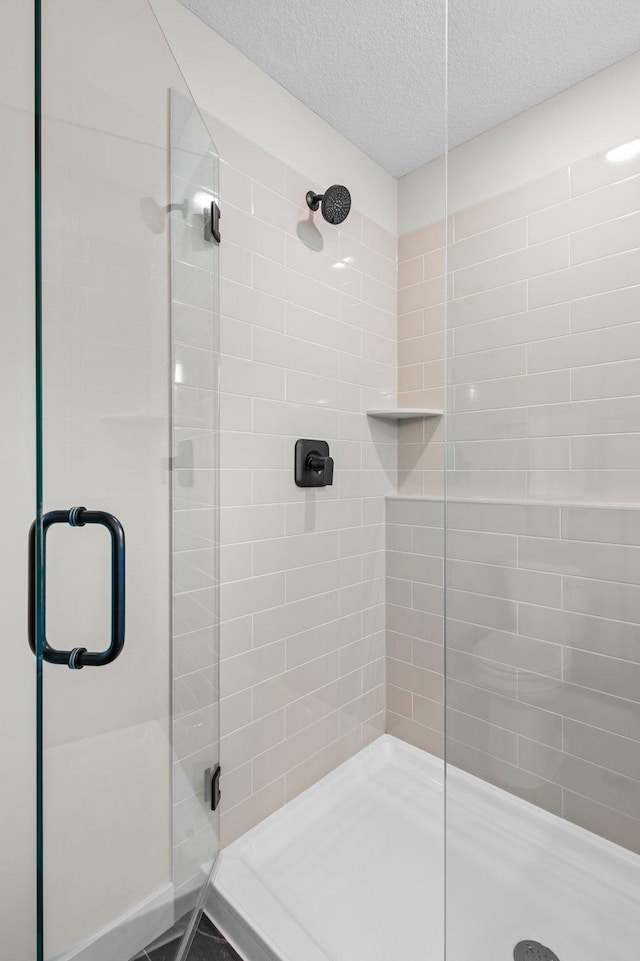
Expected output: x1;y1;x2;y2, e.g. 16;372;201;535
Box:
150;0;398;236
399;50;640;234
0;2;35;959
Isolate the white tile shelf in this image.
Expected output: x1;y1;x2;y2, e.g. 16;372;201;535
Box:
366;408;443;420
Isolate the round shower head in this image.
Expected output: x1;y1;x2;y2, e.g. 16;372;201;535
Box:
305;185;352;225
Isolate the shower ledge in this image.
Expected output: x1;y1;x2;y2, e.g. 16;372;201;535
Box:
366;407;443;420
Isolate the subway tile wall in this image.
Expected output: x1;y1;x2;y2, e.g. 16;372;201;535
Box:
391;137;640;854
399;139;640;502
386;496;640;854
208;117;396;845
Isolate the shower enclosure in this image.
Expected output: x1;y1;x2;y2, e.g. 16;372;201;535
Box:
3;0;640;958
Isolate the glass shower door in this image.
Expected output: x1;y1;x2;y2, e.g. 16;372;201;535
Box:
36;2;220;959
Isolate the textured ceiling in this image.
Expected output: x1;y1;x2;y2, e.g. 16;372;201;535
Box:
180;0;640;177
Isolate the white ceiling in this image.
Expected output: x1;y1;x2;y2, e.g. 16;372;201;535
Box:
179;0;640;178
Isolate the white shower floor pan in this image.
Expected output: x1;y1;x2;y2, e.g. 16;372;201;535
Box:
210;735;640;961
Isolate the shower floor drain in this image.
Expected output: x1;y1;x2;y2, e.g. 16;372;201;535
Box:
514;941;560;961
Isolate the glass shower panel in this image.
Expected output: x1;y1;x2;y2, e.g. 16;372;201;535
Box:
445;5;640;959
37;2;220;959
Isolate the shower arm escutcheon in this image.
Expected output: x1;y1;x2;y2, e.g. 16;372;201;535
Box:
28;507;126;669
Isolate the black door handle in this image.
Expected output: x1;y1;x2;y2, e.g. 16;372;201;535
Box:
28;507;126;669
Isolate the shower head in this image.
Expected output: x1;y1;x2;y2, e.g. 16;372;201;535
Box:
306;185;352;225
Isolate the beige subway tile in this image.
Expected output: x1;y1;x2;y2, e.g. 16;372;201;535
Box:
387;683;412;718
518;672;640;741
454;370;569;413
446;708;517;764
530;173;640;244
362;273;396;314
254;656;339;721
285;747;331;803
446;648;517;697
398;219;445;261
386;498;444;527
398;309;424;341
387;577;412;607
413;694;443;731
361;216;396;261
446;589;517;632
519;738;640;820
446;470;527;502
519;535;640;587
254;591;341;646
563;790;640;855
448;559;561;606
424;247;445;280
572;357;640;401
284;680;342;739
519;602;640;663
447;407;527;442
562;505;640;546
447;529;517;566
340;233;396;287
449;345;526;384
386;631;413;663
253;255;340;319
386;713;444;755
412;582;444;615
446;739;563;815
221;761;253;810
412;638;443;673
253;714;339;791
571;209;640;266
571;434;640;470
447;619;561;676
563;718;640;780
220;161;252;212
454;437;570;471
220;276;285;331
387;603;443;643
221;777;285;846
447;679;562;748
221;641;285;699
570;284;640;333
455;169;569;240
222;203;286;264
527;396;640;438
454;238;568;299
424;302;446;334
398;362;423;394
398;331;444;367
564;648;640;703
448;282;527;329
398;275;445;314
220;709;285;771
528;321;640;373
529;247;640;309
284;614;361;670
564;575;640;626
454;303;571;355
447;500;560;537
220;690;253;738
571;143;640;196
526;469;640;503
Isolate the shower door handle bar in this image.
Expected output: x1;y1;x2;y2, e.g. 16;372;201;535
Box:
28;507;126;669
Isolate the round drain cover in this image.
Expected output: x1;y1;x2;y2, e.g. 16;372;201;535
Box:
514;941;560;961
